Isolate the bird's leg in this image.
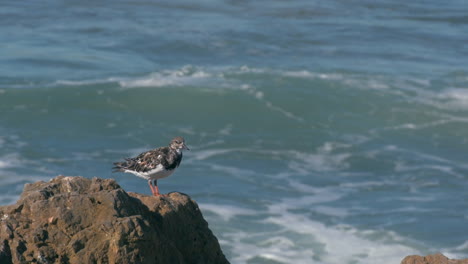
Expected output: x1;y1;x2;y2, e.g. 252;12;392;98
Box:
152;179;160;196
147;179;156;196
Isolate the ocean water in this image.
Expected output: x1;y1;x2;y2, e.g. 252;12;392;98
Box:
1;1;468;263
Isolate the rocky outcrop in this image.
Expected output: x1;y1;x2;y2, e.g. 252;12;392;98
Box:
401;253;468;264
0;176;229;264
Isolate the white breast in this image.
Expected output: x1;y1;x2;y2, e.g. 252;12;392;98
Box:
125;164;175;180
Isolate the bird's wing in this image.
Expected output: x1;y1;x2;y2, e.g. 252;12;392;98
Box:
114;147;168;172
131;147;167;172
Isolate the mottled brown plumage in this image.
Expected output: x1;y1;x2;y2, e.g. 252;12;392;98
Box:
113;137;189;196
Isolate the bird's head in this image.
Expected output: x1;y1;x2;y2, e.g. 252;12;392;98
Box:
170;136;189;151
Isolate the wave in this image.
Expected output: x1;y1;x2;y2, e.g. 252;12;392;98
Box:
0;134;29;171
200;203;258;222
113;65;305;122
445;240;468;259
264;207;422;264
47;65;468;119
119;65;214;88
0;153;22;170
202;194;425;264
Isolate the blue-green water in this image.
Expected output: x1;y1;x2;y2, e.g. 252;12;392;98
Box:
1;1;468;263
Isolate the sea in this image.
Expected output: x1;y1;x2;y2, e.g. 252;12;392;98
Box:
1;1;468;263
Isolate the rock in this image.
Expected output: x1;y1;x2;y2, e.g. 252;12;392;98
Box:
401;253;468;264
0;176;229;264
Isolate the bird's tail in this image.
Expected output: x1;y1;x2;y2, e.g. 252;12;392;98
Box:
112;158;135;172
112;161;126;173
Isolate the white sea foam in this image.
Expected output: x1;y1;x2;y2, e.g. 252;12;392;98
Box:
282;70;344;81
238;65;266;74
390;80;468;112
49;66;340;90
55;78;116;86
286;181;344;203
262;199;421;264
113;65;306;122
196;151;425;263
54;65;468;131
453;240;468;253
314;205;349;218
442;240;468;260
0;153;21;169
384;145;468;172
206;164;257;182
118;65;213;88
436;88;468;110
395;163;463;178
237;82;304;122
287;143;351;174
188;148;239;161
200;203;257;221
339;180;389;189
281;69;411;96
57;65;354;124
189;143;352;179
215;196;422;264
205;176;427;263
226;230;317;264
263;100;304;122
218;124;233;136
378;119;453;132
282;69;468;114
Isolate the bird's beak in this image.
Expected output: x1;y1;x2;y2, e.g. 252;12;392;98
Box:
183;143;190;150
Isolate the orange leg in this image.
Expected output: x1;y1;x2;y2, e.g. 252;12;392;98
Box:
147;179;161;196
147;180;155;195
153;184;160;196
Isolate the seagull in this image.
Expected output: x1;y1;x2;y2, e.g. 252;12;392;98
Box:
113;136;189;196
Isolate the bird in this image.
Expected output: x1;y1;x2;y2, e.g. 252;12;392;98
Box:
112;136;189;196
